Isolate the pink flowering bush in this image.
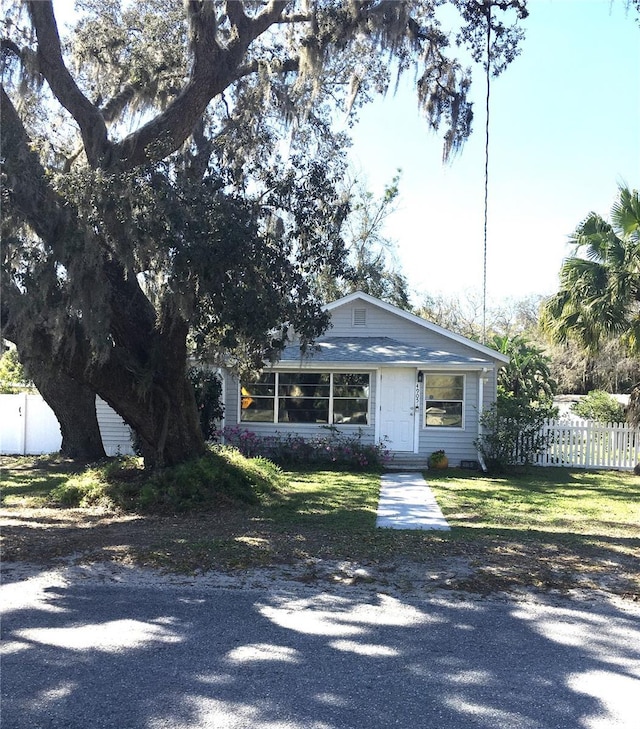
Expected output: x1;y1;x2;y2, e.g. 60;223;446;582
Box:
217;426;390;471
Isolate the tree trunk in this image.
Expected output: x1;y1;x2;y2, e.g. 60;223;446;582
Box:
2;86;205;469
55;308;207;470
33;371;107;461
89;267;207;469
627;383;640;427
2;321;107;461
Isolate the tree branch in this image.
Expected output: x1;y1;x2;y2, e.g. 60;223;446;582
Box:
101;82;142;123
233;56;300;82
225;0;249;33
26;0;110;167
1;85;70;245
108;0;292;171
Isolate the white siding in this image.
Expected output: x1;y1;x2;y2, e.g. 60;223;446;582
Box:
96;398;135;456
328;302;488;360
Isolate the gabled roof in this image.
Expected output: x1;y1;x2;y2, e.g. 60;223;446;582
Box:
277;337;495;369
324;291;509;364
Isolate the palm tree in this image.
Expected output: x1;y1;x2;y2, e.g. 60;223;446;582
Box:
542;186;640;423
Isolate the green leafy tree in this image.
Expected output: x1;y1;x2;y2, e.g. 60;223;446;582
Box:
0;347;30;393
542;186;640;423
476;335;558;470
313;172;412;309
570;391;626;423
493;335;557;408
2;1;527;468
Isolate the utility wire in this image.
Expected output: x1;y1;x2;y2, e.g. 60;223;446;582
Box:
482;3;491;345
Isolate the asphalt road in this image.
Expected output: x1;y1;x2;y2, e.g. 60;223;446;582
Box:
2;564;639;729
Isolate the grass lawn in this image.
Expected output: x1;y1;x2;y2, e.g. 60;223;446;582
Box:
429;467;639;541
1;456;638;597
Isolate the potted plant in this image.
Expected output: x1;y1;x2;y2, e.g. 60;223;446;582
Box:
428;449;448;470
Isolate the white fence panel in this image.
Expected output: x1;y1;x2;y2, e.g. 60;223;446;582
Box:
0;394;26;454
533;419;640;470
25;395;64;454
0;393;62;455
0;393;133;456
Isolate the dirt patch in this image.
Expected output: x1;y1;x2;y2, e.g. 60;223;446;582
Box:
2;456;638;601
2;503;638;601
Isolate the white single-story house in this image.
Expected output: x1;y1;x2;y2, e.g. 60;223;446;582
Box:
221;291;509;467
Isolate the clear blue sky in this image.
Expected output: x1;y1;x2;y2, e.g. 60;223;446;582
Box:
346;0;640;306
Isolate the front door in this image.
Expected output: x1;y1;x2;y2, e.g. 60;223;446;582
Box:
379;368;417;452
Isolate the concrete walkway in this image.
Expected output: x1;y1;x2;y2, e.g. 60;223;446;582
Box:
376;472;450;531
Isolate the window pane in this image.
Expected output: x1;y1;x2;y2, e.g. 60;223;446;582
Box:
278;372;330;398
278;397;329;423
333;373;369;398
425;401;462;427
333;398;368;425
240;374;275;422
241;397;275;422
425;375;463;401
242;373;276;397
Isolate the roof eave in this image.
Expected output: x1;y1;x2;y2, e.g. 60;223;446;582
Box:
272;360;496;371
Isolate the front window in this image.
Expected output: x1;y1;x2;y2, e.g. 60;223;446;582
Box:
424;374;464;428
332;374;369;424
240;372;369;425
240;374;275;422
278;372;330;423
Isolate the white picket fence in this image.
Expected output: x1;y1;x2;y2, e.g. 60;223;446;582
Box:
528;419;640;470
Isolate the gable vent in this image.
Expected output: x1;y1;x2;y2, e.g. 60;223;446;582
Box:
353;308;367;327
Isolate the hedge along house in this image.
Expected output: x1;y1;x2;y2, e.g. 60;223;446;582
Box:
222;292;509;468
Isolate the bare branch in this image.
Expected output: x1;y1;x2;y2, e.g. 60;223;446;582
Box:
1;37;22;60
278;13;312;23
243;1;290;42
233;56;300;82
101;83;141;124
225;0;249;33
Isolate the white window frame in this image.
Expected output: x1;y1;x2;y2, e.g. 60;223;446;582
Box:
239;372;371;426
423;373;466;429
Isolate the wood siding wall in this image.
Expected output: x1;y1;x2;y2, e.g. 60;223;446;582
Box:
328;301;499;412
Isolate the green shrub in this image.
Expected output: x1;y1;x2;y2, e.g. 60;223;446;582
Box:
219;426;390;471
49;448;285;512
475;402;553;472
0;348;33;393
571;391;626;423
50;463;125;509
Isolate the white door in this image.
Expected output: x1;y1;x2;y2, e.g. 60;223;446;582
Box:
379;368;417;452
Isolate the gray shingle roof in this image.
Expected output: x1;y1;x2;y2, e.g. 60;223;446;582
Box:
278;337;492;366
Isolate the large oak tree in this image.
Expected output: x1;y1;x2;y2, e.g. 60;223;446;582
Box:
1;0;527;468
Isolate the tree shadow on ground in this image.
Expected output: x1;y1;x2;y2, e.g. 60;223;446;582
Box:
2;565;639;729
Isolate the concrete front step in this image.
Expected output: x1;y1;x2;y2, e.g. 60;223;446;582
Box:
385;456;430;472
